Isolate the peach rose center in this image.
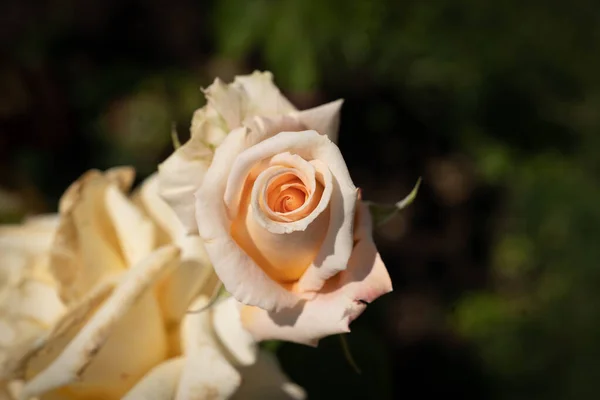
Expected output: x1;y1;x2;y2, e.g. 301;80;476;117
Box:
266;175;309;215
230;154;331;284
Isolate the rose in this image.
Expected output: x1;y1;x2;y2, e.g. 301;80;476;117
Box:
0;215;66;398
158;71;393;346
0;168;304;400
159;71;343;235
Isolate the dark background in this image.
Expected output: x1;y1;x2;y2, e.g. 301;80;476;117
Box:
2;1;600;399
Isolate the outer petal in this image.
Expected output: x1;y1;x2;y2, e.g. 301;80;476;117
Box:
205;71;296;131
0;215;58;255
293;99;343;144
0;278;65;378
4;276;114;381
212;297;258;366
58;167;135;215
122;358;183;400
20;246;178;399
0;217;65;379
137;175;218;323
105;184;155;267
158;134;213;235
176;296;241;400
240;202;392;346
233;71;296;118
232;350;306;400
204;78;245;130
50;170;137;303
190;104;228;148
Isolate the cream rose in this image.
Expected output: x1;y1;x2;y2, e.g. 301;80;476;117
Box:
0;168;304;400
159;71;393;346
0;215;66;399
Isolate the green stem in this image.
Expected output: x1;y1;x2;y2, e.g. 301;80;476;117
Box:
339;334;362;374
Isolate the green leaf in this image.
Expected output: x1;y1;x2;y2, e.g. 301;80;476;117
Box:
261;340;283;353
365;177;422;226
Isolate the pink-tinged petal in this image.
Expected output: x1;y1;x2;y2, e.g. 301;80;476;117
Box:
158;134;213;235
195;127;299;311
20;246;179;399
122;358;183;400
292;99;344;144
176;296;241;400
241;203;392;346
232;350;306;400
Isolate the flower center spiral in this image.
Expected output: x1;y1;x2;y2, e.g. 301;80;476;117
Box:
266;176;309;214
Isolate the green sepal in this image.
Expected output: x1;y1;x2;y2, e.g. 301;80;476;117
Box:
365;177;422;226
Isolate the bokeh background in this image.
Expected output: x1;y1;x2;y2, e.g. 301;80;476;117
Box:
2;1;600;399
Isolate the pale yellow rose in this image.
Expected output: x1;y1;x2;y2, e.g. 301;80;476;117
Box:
158;71;393;346
0;168;304;400
0;215;66;399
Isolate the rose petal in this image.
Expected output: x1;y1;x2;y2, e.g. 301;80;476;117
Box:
233;71;296;118
232;350;306;400
257;153;317;222
105;184;155;267
1;280;64;328
240;203;392;346
195;127;299;311
176;296;241;400
205;72;296;131
190;104;228;148
137;175;218;323
204;78;245;130
158;134;213;235
219;129;357;296
22;214;60;229
236;166;329;282
122;358;183;400
6;277;114;381
0;217;58;255
20;246;179;399
293;99;344;144
212;297;258;366
51;172;132;302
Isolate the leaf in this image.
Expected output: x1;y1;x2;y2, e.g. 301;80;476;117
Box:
365;177;422;226
261;340;283;353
